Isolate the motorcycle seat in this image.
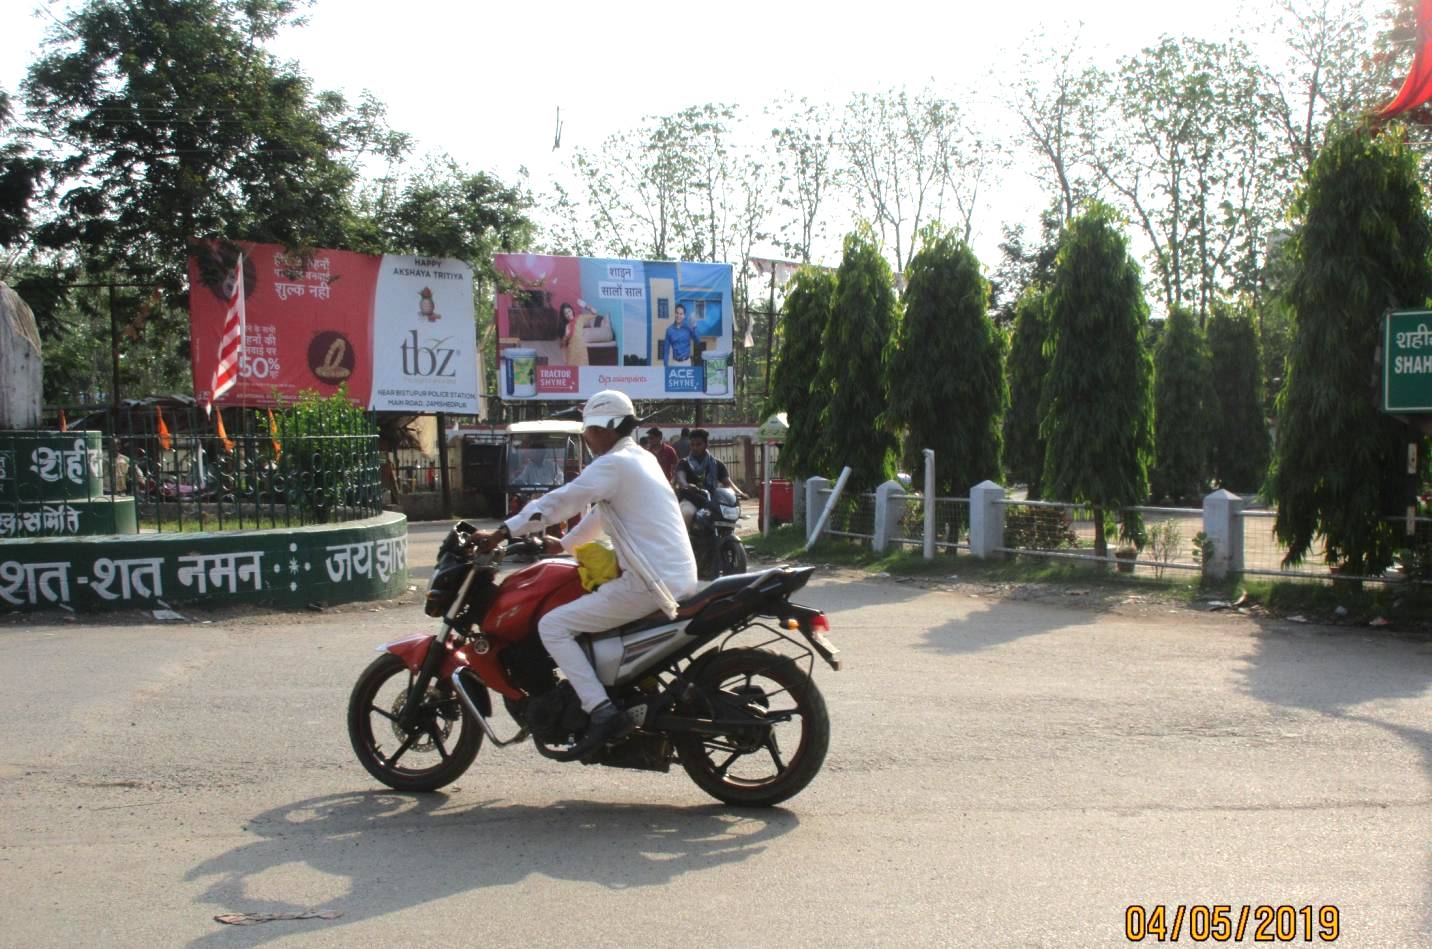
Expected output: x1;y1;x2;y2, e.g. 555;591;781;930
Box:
594;569;781;638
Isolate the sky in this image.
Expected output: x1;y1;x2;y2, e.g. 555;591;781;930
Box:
3;0;1292;267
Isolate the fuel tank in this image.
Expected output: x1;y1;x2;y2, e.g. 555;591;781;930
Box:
480;557;584;644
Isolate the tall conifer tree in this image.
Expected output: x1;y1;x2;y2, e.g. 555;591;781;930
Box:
821;231;899;491
1041;203;1154;555
890;229;1005;494
1003;287;1050;498
1151;307;1214;501
1272;129;1432;574
769;266;837;479
1206;301;1268;493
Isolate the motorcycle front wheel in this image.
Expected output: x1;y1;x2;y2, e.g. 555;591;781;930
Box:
717;535;748;576
673;648;830;807
347;653;483;792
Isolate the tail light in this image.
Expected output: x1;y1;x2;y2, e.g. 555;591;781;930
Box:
811;614;830;632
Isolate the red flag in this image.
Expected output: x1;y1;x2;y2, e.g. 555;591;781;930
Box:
1378;0;1432;120
156;406;173;451
208;252;246;414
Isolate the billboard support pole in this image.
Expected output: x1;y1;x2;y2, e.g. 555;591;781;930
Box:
109;284;120;411
436;412;452;518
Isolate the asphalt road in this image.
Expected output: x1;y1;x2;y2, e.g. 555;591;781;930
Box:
2;525;1430;947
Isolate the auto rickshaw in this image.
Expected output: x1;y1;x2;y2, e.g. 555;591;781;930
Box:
502;420;589;518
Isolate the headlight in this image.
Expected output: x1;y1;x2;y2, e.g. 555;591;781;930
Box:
720;505;741;520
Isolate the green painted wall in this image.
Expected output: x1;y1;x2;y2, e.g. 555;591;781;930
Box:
0;512;408;612
0;430;138;538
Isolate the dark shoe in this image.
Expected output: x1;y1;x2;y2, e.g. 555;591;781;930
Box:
572;701;635;761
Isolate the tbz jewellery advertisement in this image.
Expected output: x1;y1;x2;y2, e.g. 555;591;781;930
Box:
493;253;735;401
189;239;480;413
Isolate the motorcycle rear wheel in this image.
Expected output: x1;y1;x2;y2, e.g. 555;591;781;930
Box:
347;653;483;792
674;648;829;807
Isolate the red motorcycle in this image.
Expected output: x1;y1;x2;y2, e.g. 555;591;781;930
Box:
348;522;839;807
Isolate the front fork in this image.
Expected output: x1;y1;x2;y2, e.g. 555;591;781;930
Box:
398;561;481;730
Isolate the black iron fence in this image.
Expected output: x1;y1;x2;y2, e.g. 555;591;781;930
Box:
21;403;383;534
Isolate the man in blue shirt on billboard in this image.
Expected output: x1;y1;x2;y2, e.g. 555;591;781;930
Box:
664;304;699;366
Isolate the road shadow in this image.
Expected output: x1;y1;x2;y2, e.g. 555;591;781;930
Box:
1237;620;1432;935
185;792;797;947
918;592;1104;656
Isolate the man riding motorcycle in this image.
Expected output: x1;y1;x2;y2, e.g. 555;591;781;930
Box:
675;427;747;525
476;390;698;754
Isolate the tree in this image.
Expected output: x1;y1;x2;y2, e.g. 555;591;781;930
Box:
21;0;395;392
0;87;45;258
1003;287;1051;498
1206;300;1270;493
889;228;1004;494
1271;129;1432;575
822;231;899;491
770;98;840;264
25;0;374;280
1041;203;1154;556
1151;307;1214;501
768;266;837;479
841;88;983;272
1078;37;1278;319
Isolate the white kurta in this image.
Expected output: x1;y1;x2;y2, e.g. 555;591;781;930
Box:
503;435;698;711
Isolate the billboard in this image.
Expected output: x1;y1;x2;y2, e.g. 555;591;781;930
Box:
493;253;735;401
189;240;480;413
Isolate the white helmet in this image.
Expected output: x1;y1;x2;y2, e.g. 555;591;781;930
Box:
581;389;635;430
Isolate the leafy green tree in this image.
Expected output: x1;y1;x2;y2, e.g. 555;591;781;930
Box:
822;230;899;491
25;0;373;278
1206;300;1269;493
1271;129;1432;575
0;88;45;252
1041;203;1154;555
1003;287;1051;497
1150;307;1214;501
768;267;837;478
890;229;1004;493
20;0;397;391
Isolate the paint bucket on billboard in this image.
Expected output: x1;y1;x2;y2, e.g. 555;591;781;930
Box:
505;348;537;398
703;349;731;396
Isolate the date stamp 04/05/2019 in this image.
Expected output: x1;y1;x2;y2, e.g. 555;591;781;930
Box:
1125;904;1340;943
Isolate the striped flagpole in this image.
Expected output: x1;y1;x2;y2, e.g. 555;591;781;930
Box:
207;253;245;416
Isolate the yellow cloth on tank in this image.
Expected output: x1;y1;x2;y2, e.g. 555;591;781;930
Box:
574;541;621;591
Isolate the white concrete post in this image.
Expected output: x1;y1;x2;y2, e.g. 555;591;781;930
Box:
761;443;772;537
922;449;936;561
873;479;905;553
1201;489;1244;579
805;477;829;539
792;477;805;529
969;480;1006;559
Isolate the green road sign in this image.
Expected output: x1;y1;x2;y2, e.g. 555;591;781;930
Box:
1383;310;1432;412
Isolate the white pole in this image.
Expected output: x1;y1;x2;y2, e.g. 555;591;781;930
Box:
761;442;772;537
805;466;852;551
922;448;935;560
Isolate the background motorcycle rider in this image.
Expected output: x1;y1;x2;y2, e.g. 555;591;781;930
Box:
645;426;679;485
476;390;699;751
675;428;747;525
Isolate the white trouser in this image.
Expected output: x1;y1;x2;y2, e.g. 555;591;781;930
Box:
539;573;673;713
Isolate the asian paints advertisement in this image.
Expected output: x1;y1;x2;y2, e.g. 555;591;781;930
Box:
493;253;734;401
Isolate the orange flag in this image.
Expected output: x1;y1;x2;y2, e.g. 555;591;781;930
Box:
156;406;173;451
215;410;234;453
58;409;68;432
267;408;282;460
